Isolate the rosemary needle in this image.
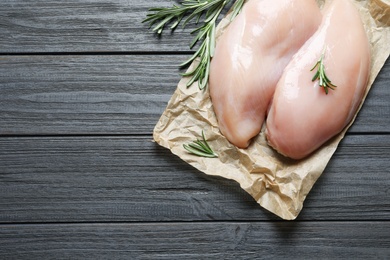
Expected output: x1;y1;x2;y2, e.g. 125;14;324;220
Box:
143;0;245;90
310;48;337;95
183;131;218;158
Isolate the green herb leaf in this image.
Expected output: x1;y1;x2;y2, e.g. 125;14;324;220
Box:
230;0;245;21
310;47;337;95
183;131;218;158
143;0;245;90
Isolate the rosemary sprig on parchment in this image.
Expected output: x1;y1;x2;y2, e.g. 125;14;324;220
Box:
143;0;245;90
310;48;337;94
183;131;218;158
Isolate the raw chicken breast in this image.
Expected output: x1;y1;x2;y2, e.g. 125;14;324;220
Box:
266;0;371;160
209;0;321;148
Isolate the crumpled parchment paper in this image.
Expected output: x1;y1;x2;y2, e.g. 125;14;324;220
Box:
153;0;390;220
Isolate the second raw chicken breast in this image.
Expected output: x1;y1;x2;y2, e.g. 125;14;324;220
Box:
209;0;322;148
266;0;371;160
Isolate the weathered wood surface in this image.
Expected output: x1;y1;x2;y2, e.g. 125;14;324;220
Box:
0;55;180;135
0;0;213;53
0;135;389;222
1;222;389;259
0;55;389;135
0;0;389;258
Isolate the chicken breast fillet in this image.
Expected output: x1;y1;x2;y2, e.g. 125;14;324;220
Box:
209;0;322;148
266;0;371;160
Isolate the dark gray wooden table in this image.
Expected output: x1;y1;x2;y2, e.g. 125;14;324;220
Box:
0;1;389;258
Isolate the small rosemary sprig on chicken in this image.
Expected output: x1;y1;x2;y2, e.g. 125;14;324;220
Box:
183;131;218;158
143;0;245;90
310;48;337;94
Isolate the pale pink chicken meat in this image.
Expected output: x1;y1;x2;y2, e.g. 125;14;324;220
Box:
266;0;371;160
209;0;322;148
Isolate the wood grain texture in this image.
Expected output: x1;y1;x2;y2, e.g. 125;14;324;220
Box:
0;55;389;135
0;55;180;135
1;0;389;257
0;135;389;223
0;0;221;53
0;222;389;259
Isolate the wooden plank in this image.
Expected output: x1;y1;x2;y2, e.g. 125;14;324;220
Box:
0;55;181;135
0;135;389;222
0;222;389;259
0;0;221;53
0;55;389;135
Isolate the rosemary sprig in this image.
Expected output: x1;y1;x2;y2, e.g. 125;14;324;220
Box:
310;48;337;95
183;131;218;158
143;0;245;90
230;0;245;21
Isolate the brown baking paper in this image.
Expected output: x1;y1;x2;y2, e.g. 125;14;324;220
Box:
153;0;390;220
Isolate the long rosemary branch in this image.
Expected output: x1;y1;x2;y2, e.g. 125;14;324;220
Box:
143;0;244;90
